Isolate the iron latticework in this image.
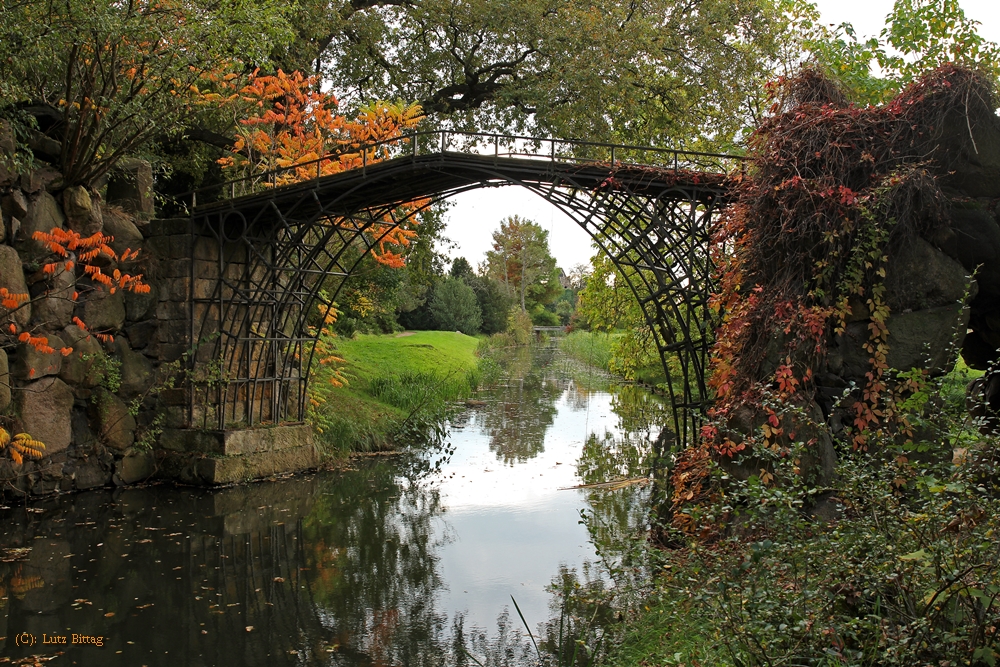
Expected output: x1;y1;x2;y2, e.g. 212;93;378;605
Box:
183;131;737;445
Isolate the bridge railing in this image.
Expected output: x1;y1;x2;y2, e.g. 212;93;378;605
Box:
177;129;744;210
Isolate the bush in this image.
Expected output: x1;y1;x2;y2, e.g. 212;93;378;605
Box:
530;305;560;326
657;363;1000;667
506;309;534;345
429;277;481;334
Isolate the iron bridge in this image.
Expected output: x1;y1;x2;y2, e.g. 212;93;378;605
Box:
179;130;741;447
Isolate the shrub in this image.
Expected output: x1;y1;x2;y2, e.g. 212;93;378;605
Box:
662;362;1000;667
506;309;534;346
530;305;560;326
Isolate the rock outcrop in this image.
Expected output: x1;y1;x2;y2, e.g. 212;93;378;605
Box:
0;157;166;497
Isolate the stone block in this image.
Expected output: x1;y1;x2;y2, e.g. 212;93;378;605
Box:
0;349;9;411
158;388;188;406
141;235;171;259
15;377;74;454
59;326;103;387
193;237;218;261
190;403;220;427
886;237;971;312
146;219;191;236
222;424;313;455
90;387;136;451
169;258;192;279
62;186;103;236
0;244;31;327
69;459;111;490
169;235;190;259
160;406;188;429
76;288;125;332
157;344;187;363
934;107;1000;198
19;191;64;257
167;276;190;301
1;190;28;220
186;444;318;486
192;278;216;300
837;303;970;380
122;286;158;322
155;300;187;321
71;407;96;448
939;207;1000;272
116;450;155;484
125;320;158;349
157;318;187;342
102;206;143;256
106;158;154;219
20;166;62;194
113;336;153;397
11;332;65;380
30;264;75;328
193;258;217;280
157;424;312;456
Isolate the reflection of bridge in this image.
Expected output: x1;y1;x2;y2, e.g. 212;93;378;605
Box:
153;131;740;451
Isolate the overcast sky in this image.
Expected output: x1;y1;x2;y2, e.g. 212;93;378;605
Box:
439;0;1000;273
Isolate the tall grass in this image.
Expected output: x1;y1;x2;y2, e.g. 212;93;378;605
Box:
366;370;471;410
559;331;616;372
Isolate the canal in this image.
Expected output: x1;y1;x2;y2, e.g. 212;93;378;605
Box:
0;345;669;666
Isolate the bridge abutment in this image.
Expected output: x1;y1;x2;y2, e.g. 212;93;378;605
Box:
145;219;317;485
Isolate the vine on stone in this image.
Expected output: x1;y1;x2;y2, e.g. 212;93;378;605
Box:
672;65;994;530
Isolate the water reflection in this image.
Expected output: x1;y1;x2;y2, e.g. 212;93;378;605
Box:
479;347;560;464
0;346;667;666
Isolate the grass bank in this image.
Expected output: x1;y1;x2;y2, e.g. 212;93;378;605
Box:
309;330;483;456
559;330;665;385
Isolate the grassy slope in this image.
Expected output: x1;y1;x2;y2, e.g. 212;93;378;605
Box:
313;331;480;455
334;330;479;383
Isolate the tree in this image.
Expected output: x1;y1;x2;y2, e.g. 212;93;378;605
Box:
797;0;1000;105
470;277;511;335
217;69;424;267
449;256;511;334
449;257;475;281
0;0;294;186
484;216;559;314
284;0;800;151
429;278;481;335
576;251;658;380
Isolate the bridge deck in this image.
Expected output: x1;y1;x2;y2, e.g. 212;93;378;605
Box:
194;152;733;225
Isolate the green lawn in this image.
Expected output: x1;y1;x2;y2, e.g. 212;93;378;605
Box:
333;330;480;384
310;330;481;456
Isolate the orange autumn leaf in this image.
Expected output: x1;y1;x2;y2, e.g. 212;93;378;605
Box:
218;70;424;268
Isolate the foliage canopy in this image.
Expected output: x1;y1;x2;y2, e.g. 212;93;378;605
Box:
0;0;294;185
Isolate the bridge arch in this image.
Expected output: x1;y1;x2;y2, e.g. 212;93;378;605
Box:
174;133;737;447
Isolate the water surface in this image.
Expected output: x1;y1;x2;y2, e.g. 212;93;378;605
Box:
0;347;665;666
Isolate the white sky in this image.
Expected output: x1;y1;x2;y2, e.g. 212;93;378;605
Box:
440;0;1000;272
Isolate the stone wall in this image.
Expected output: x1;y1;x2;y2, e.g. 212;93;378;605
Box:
0;123;168;496
0;144;317;497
